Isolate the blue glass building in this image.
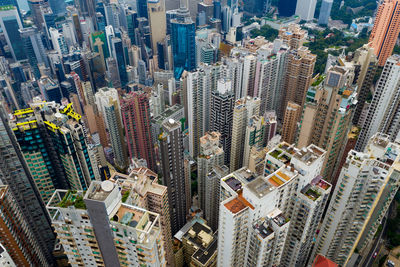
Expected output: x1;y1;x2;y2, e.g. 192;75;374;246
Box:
171;8;196;79
112;37;128;86
278;0;297;17
137;0;148;18
0;5;26;60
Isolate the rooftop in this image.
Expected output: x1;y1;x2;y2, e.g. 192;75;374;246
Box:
191;237;218;265
253;220;274;239
86;180;115;201
224;193;254;214
247;177;273;198
54;190;86;209
268;209;288;227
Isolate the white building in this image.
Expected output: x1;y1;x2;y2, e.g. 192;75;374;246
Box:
312;133;400;266
295;0;317;21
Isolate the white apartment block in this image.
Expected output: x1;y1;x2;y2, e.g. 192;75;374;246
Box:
312;133;400;266
47;181;166;267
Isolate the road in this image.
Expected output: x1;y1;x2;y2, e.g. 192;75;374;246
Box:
363;214;388;267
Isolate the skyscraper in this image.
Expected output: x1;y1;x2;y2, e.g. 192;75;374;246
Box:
47;180;166;266
147;0;166;56
27;0;48;29
369;0;400;66
230;96;260;172
171;5;196;78
19;26;49;78
278;0;297;17
0;5;25;61
295;0;317;21
210;80;234;166
356;55;400;151
0;105;55;265
297;66;357;181
243;115;265;167
282;101;301;144
312;133;400;266
318;0;333;25
159;119;188;234
121;91;156;171
111;37;128;87
197;132;224;215
282;47;316;116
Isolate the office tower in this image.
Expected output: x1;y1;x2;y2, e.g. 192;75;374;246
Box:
11;101;98;195
278;0;297;17
282;101;301;144
49;27;68;56
230;96;260;172
121;92;156;171
180;220;218;267
151;104;185;146
75;0;96;29
213;0;221;19
197;132;224;214
111;37;128;87
221;5;231;32
147;0;166;55
0;185;51;266
0;5;25;61
295;0;317;21
47;180;166;266
210;80;234;166
27;0;47;29
369;0;400;66
281;177;331;266
137;0;148;18
351;44;378;126
243;0;266;16
297;66;357;181
108;168;174;266
282;47;316;115
312;133;400;266
106;58;122;88
243;115;265;167
159;119;188;234
218;141;326;267
278;24;306;50
38;76;62;103
138;59;147;84
0;106;55;264
19;26;49;78
171;5;196;78
318;0;333;25
356;55;400;151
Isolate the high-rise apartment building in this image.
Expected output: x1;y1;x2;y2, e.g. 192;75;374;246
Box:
47;180;166;266
0;185;51;266
356;55;400;151
278;24;307;50
243;115;265;167
121;92;156;171
171;5;196;78
10;100;97;201
318;0;333;25
230;96;260;172
282;47;316;115
197;132;224;215
295;0;317;21
281;177;331;266
109;168;175;266
369;0;400;66
159;119;188;234
297;66;357;181
282;101;301;144
210;80;234;166
218;141;326;267
0;105;55;265
312;133;400;266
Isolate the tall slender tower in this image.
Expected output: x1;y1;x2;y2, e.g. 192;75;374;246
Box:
210;80;234;166
197;132;224;215
356;55;400;151
312;133;400;266
147;0;166;56
159;119;188;234
282;101;301;144
369;0;400;66
121;91;156;171
0;105;55;265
